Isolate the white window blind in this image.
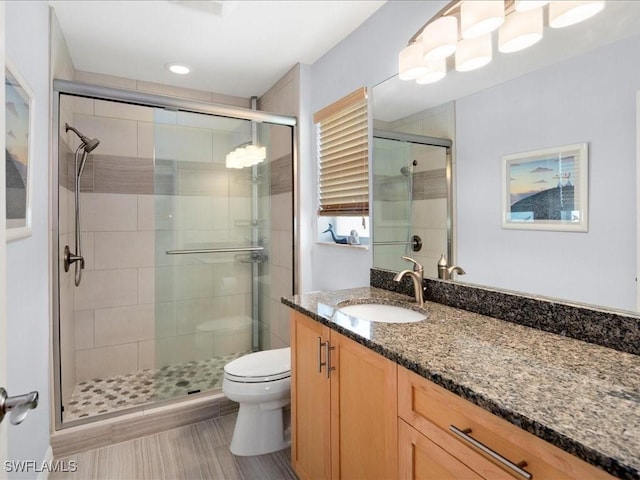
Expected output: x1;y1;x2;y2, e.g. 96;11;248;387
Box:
314;87;368;217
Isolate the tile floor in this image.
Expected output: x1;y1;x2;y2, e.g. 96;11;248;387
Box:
65;353;246;422
51;413;297;480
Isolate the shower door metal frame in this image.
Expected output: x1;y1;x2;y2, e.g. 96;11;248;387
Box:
371;129;454;268
52;80;297;430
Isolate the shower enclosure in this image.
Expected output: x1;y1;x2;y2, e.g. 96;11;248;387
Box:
372;130;452;278
53;82;295;427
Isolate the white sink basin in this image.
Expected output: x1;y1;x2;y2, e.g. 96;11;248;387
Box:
337;303;427;324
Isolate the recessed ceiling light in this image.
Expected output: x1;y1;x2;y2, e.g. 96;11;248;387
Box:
165;63;191;75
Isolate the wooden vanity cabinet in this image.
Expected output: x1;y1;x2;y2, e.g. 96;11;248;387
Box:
398;366;614;480
290;310;398;480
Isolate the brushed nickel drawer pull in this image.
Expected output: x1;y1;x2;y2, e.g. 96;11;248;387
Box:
326;342;336;378
318;337;327;373
450;425;533;480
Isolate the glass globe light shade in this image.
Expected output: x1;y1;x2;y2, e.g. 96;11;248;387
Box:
498;8;543;53
549;1;605;28
461;0;505;39
422;16;458;61
455;34;493;72
399;43;428;80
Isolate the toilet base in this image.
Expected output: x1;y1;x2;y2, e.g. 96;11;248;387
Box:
230;403;291;456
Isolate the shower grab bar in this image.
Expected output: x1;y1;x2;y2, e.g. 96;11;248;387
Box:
373;241;414;245
166;246;265;255
373;235;423;252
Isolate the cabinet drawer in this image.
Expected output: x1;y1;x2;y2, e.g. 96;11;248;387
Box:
398;367;614;480
399;418;512;480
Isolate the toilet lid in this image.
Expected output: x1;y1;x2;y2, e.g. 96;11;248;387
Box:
224;347;291;383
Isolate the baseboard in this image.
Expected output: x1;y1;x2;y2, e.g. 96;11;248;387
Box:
50;393;238;458
36;446;54;480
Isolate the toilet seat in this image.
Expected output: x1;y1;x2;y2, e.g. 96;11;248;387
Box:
224;347;291;383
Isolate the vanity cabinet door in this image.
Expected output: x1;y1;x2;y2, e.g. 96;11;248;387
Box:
330;330;398;480
291;310;331;480
290;310;398;480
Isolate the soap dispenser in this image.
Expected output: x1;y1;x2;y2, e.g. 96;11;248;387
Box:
437;254;448;280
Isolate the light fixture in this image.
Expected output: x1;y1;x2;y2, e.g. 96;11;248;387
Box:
514;0;549;12
456;34;492;72
225;144;266;169
399;0;608;86
416;59;447;84
165;63;191;75
399;43;428;80
498;7;543;53
549;1;605;28
226;96;266;169
461;1;505;39
422;16;458;61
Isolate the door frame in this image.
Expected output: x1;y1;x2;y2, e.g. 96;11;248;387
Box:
1;1;9;474
637;91;640;311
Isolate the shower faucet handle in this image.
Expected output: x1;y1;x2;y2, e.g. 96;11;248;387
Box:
63;245;84;272
0;387;39;426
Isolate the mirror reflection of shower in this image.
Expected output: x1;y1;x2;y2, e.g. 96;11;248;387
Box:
401;159;417;256
400;159;417;177
63;123;100;286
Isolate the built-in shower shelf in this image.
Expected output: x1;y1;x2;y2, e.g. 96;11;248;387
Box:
234;219;266;228
234;174;263;185
234;253;268;264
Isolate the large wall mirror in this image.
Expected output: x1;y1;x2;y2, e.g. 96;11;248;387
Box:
372;1;640;313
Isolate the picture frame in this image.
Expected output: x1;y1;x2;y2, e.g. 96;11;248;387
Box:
5;59;34;241
502;143;588;232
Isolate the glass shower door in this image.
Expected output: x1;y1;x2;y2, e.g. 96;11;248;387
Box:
55;88;294;425
372;136;415;271
372;135;450;278
149;109;271;400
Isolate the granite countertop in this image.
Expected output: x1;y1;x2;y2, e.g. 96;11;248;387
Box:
282;287;640;480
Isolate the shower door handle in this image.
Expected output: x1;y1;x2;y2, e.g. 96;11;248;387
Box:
0;387;39;425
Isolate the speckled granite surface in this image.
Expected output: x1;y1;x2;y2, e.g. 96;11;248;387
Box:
282;287;640;480
372;268;640;356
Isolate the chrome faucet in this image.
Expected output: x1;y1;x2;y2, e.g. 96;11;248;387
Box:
393;256;425;306
437;254;466;280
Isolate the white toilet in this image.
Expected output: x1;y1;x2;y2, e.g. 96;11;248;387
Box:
222;347;291;456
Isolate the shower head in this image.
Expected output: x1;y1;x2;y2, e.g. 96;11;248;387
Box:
83;137;100;153
66;123;100;153
400;160;418;176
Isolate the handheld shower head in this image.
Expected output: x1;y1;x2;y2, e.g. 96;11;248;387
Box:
66;123;100;153
400;160;418;176
83;137;100;153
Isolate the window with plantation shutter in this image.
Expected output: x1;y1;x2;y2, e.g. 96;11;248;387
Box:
314;87;368;217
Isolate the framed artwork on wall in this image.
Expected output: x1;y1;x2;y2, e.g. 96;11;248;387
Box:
502;143;588;232
5;59;34;241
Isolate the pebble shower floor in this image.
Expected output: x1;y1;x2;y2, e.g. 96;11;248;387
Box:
64;352;244;422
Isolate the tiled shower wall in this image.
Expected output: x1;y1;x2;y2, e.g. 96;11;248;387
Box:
258;65;297;349
58;96;257;405
58;94;77;405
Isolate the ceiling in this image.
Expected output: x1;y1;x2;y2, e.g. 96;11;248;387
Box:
50;0;386;98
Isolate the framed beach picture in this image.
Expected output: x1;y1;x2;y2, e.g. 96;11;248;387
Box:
5;59;34;241
502;143;588;232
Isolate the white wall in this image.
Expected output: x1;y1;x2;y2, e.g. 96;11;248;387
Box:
5;1;51;473
456;35;640;311
305;1;447;292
